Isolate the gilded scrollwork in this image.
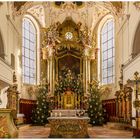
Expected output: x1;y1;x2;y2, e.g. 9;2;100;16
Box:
0;109;18;138
41;16;97;60
12;2;33;16
0;116;9;138
0;2;3;7
48;118;89;138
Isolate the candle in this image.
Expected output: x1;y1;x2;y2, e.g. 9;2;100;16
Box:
59;112;62;117
50;112;53;117
55;112;57;117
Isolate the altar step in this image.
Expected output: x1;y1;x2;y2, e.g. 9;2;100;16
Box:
17;124;31;130
104;122;132;131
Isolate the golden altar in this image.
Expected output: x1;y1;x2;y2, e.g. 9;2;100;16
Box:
48;115;89;138
53;90;85;110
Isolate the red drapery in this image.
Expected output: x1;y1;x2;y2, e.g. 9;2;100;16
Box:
19;98;37;124
102;99;116;121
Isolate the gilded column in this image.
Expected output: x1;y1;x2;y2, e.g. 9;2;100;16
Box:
50;56;53;95
85;56;88;94
83;57;86;94
88;58;91;83
47;59;50;85
52;57;55;95
49;47;55;95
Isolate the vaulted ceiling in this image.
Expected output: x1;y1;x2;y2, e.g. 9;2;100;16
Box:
13;1;123;13
12;1;125;30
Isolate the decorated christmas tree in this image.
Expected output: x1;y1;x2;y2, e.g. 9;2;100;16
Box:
87;80;104;125
54;69;83;96
31;82;49;125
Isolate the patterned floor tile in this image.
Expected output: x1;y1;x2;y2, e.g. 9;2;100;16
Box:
18;125;133;138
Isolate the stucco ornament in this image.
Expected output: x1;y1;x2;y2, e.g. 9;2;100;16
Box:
27;5;45;27
134;2;140;10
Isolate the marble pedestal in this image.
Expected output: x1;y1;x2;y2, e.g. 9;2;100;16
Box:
48;116;89;138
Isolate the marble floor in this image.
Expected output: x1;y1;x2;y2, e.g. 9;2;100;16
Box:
18;125;133;138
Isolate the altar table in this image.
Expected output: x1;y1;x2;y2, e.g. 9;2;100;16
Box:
48;116;89;138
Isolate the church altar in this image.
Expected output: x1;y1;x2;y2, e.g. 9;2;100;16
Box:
50;109;87;117
41;17;95;138
48;115;89;138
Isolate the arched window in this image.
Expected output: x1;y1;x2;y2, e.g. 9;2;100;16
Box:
22;18;37;84
101;19;114;84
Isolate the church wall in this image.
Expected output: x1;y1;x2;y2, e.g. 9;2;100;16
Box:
116;3;140;82
0;2;22;108
123;54;140;83
94;2;140;101
115;3;140;84
96;14;118;100
116;2;140;127
118;3;140;67
18;13;41;101
115;19;122;90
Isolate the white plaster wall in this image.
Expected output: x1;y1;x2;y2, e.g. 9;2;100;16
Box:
118;3;140;127
123;55;140;83
0;58;13;84
118;3;140;65
0;2;22;108
114;2;140;88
